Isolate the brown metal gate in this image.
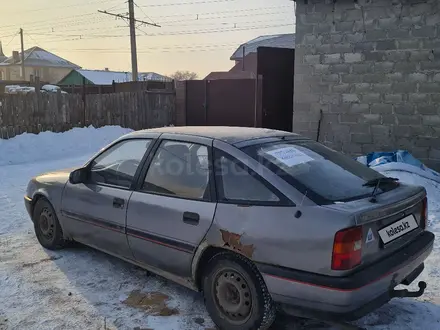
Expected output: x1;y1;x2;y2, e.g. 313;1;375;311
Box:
257;46;295;132
185;79;259;127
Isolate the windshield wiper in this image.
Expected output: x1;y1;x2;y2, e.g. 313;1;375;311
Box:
363;177;399;203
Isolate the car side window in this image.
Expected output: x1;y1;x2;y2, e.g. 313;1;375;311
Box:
215;150;281;203
89;139;152;189
142;140;210;200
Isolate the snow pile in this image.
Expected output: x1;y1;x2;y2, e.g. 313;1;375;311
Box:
357;150;440;184
0;126;133;166
378;169;440;228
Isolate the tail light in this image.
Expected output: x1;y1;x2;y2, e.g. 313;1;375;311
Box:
332;226;363;271
421;197;428;229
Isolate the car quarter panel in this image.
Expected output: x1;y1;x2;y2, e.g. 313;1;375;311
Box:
206;203;354;274
207;140;355;274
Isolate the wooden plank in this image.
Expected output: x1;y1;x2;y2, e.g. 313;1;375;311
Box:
0;90;176;139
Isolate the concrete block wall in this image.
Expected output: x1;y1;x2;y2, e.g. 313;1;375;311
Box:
294;0;440;170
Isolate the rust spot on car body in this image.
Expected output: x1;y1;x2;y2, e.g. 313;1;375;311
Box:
220;229;255;258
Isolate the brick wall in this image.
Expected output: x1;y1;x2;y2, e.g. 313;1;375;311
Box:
294;0;440;170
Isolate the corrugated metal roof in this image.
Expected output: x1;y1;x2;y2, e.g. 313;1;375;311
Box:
1;46;80;68
76;69;172;85
230;33;295;60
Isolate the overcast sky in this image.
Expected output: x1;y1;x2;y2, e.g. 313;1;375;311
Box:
0;0;295;77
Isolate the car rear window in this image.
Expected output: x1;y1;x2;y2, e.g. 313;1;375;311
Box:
242;140;399;204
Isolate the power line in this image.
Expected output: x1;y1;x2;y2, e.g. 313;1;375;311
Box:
134;1;158;26
141;0;237;7
137;23;293;37
48;42;242;52
5;33;18;46
105;1;129;12
46;45;241;54
31;32;126;38
8;0;121;14
161;14;293;27
26;8;289;35
1;4;292;35
0;13;99;33
26;33;40;45
28;22;292;41
0;32;19;39
147;4;293;19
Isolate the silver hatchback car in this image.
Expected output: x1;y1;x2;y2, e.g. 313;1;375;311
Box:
24;127;434;330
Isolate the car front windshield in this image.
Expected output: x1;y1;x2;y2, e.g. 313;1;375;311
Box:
242;139;399;204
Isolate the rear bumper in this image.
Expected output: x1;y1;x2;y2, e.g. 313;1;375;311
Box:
258;231;434;321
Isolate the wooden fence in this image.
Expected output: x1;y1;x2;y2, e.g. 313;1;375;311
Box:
0;91;175;139
59;80;175;95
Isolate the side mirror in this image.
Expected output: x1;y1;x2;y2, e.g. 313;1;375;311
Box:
69;168;88;184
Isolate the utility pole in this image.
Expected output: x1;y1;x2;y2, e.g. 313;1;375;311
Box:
98;2;160;82
128;0;138;81
20;28;25;80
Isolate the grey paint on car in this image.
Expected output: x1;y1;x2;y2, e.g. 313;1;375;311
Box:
24;126;434;329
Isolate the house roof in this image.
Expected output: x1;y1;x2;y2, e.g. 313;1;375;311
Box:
230;33;295;61
76;69;172;85
0;46;80;68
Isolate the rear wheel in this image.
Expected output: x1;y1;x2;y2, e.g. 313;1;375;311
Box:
202;252;276;330
33;198;66;250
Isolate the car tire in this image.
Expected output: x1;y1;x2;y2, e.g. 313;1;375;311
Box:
202;252;276;330
33;198;66;250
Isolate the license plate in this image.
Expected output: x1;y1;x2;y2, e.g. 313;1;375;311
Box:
378;215;419;244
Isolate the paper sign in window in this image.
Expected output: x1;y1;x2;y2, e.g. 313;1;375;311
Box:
265;146;314;167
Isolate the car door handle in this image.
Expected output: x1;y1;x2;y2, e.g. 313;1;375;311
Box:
183;212;199;225
113;197;125;209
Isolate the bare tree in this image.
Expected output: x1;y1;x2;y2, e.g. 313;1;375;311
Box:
170;70;198;81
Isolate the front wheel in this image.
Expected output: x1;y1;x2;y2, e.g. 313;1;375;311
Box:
202;252;276;330
33;198;66;250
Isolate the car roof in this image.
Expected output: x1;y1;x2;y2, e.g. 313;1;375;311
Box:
127;126;301;145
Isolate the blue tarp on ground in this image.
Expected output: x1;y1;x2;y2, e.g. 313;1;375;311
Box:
356;150;440;184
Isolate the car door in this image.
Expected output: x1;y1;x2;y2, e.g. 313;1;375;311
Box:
126;134;217;277
61;137;155;259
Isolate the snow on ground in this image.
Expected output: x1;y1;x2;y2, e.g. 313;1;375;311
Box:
0;126;133;166
0;127;440;330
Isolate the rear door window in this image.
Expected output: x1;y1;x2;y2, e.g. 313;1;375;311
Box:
214;150;289;205
243;140;399;204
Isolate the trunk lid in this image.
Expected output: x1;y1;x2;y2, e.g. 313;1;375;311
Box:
324;183;427;270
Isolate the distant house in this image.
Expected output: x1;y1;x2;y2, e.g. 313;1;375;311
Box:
58;69;172;86
204;33;295;80
0;46;80;83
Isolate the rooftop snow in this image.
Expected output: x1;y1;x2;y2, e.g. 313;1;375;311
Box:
1;46;80;68
76;69;172;85
230;33;295;60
